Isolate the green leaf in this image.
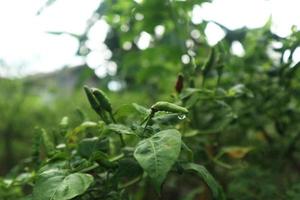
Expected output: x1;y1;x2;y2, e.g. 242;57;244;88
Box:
66;121;99;139
227;84;254;98
32;169;93;200
134;129;182;192
182;163;226;200
59;116;69;128
113;158;143;188
180;88;214;100
132;103;151;116
115;158;143;179
78;137;109;158
107;124;134;135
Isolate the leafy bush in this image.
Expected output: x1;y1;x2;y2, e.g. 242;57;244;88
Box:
1;83;227;200
3;45;300;198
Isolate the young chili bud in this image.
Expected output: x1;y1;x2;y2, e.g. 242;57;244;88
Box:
92;88;113;113
84;86;102;113
151;101;188;114
84;86;110;124
175;74;184;93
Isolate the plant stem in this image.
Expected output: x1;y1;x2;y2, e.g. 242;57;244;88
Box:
119;175;143;189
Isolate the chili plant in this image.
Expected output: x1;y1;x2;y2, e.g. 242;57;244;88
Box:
0;85;230;200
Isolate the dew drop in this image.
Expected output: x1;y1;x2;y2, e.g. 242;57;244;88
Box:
178;114;186;120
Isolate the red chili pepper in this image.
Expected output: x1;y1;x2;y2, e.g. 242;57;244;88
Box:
175;74;184;93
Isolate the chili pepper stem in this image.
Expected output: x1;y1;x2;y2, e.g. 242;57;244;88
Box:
142;111;155;134
140;114;150;126
118;134;125;147
109;112;116;123
182;141;194;162
101;112;110;124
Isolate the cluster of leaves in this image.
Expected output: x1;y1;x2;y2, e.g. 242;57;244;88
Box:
6;36;300;198
2;30;300;199
99;1;300;198
0;76;101;174
0;85;229;200
0;79;61;173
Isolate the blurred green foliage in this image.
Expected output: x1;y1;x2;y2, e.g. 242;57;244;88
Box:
1;0;300;199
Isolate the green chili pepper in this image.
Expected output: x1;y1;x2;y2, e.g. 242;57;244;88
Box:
151;101;188;114
92;88;113;113
84;86;109;123
83;86;102;114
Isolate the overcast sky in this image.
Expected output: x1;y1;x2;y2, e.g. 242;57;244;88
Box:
0;0;299;77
